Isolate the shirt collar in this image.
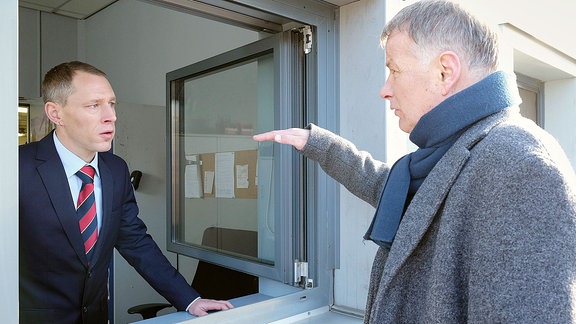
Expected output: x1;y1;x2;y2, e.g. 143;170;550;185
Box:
53;131;100;178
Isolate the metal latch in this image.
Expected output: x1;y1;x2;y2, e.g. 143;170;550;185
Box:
301;25;312;54
294;260;313;289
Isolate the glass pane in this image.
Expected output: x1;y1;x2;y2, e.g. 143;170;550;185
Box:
177;52;275;265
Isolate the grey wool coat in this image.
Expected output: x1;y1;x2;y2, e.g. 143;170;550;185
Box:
300;108;576;323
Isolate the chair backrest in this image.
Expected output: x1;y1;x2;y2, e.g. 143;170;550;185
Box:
191;227;259;300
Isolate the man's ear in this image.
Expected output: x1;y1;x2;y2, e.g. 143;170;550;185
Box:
438;51;462;96
45;102;62;126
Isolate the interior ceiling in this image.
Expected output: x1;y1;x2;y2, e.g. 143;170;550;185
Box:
19;0;119;19
19;0;358;20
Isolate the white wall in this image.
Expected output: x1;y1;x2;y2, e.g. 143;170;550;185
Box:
0;1;19;322
19;7;40;99
545;79;576;169
80;0;259;107
336;0;384;312
79;1;259;322
457;0;576;59
19;9;77;99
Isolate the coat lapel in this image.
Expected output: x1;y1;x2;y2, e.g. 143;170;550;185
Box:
378;109;516;289
379;145;471;288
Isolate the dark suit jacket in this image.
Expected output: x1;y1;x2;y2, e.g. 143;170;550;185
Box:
19;132;199;324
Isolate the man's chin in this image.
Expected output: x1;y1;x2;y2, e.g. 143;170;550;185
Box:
398;122;412;134
97;143;113;153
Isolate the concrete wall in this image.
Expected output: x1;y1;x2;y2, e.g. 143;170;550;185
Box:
335;0;384;311
545;79;576;168
19;8;77;99
458;0;576;58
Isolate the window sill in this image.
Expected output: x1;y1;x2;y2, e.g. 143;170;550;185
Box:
133;293;273;323
132;293;362;324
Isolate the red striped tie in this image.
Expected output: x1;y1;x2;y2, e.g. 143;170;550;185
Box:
76;165;98;261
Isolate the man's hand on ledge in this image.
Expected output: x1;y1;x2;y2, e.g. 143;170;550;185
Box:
188;298;234;316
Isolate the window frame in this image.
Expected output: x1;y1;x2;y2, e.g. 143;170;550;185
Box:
516;72;545;126
164;0;339;320
166;34;296;282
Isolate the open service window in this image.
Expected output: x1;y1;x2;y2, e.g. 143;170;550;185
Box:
166;31;314;293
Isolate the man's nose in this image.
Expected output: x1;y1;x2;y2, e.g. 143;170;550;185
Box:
380;78;393;100
103;104;117;122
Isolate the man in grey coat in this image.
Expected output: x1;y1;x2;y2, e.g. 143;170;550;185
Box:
254;0;576;322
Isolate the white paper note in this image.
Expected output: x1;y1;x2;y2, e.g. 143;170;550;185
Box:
184;164;202;198
204;171;214;194
236;164;249;188
215;152;235;198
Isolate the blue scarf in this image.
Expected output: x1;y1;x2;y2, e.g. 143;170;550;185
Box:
364;71;521;249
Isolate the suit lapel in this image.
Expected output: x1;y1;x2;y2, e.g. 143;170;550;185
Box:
90;157;114;265
36;134;89;267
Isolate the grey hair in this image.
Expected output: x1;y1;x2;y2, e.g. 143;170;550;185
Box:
381;0;499;73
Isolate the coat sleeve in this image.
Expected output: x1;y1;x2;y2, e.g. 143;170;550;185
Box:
299;123;390;207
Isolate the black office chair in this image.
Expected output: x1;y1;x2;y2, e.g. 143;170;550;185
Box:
128;227;259;319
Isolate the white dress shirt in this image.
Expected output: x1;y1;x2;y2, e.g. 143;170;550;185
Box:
53;132;102;234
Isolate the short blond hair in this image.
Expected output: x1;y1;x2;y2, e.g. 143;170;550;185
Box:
41;61;107;105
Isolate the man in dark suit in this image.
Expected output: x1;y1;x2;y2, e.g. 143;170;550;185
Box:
19;61;233;323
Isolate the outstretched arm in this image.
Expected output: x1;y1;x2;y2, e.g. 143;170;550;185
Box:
254;124;388;207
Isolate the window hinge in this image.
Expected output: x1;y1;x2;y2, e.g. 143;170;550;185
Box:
300;25;312;55
294;260;313;289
